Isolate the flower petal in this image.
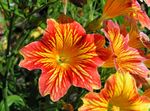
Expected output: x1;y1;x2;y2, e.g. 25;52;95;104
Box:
19;41;52;71
42;15;86;51
110;72;150;111
19;15;108;102
140;32;150;49
128;24;144;48
79;71;150;111
39;67;71;101
131;1;150;29
79;92;108;111
70;63;101;91
102;0;133;19
69;34;110;90
102;20;149;84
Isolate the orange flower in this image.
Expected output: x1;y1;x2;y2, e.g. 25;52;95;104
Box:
129;0;150;29
123;16;150;49
87;0;150;32
102;0;133;19
102;0;150;29
79;71;150;111
128;21;150;49
86;0;133;32
128;28;144;49
19;15;109;101
102;20;149;85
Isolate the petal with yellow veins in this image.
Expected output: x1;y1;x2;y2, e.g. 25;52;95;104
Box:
102;0;133;19
19;15;109;101
79;71;150;111
102;20;149;85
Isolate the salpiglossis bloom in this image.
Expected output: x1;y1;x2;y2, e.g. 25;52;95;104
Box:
86;0;133;32
19;15;109;101
128;24;144;49
130;0;150;30
86;0;150;32
102;0;150;29
102;20;149;85
102;0;133;19
128;19;150;49
79;71;150;111
122;16;150;50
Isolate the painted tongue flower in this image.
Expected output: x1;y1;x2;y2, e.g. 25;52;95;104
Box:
87;0;150;32
130;0;150;30
19;15;108;101
102;0;133;19
127;18;150;49
102;0;150;29
102;20;149;85
79;71;150;111
86;0;133;31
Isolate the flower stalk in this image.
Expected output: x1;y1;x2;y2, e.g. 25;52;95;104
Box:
3;1;14;110
62;0;68;15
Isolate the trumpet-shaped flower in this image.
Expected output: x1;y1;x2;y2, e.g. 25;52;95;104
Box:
79;71;150;111
102;20;149;85
128;27;144;49
102;0;133;19
86;0;133;31
130;0;150;30
123;16;150;49
19;15;109;101
128;22;150;49
102;0;150;29
87;0;150;32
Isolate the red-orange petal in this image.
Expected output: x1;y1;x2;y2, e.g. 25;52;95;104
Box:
39;67;71;101
19;41;50;71
102;20;149;84
131;0;150;29
19;15;109;101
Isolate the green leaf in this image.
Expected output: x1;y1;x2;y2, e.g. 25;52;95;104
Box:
0;95;25;111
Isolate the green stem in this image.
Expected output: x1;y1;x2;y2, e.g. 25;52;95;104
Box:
3;7;14;111
6;0;10;9
6;15;14;56
0;1;9;18
2;78;9;111
88;1;94;21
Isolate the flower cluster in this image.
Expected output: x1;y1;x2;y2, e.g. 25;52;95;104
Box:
19;0;150;110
